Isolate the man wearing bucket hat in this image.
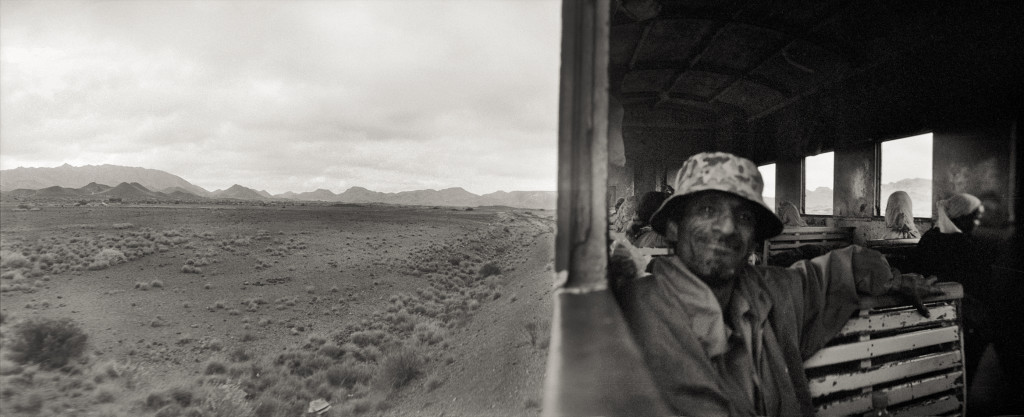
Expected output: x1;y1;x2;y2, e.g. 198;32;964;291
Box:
612;152;942;416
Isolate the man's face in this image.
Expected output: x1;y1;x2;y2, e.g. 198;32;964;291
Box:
665;191;757;285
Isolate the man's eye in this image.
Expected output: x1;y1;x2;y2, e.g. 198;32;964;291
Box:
737;212;756;225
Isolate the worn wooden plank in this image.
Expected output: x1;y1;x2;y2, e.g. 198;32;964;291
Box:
891;395;961;417
816;371;962;416
769;233;854;242
636;247;671;257
834;305;957;337
808;351;962;396
804;326;960;368
858;283;963;310
780;227;856;233
769;241;851;251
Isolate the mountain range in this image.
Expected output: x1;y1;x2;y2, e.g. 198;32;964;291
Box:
0;164;556;209
765;177;931;216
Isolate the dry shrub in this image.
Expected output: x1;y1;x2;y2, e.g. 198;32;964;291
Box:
349;330;387;347
89;248;126;270
326;360;373;389
413;322;445;345
478;262;501;278
0;249;31;269
8;317;88;369
376;347;424;389
204;361;228;375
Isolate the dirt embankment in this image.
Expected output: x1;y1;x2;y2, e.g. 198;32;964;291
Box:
0;204;556;417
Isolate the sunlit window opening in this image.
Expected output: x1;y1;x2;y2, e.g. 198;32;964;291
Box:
804;152;834;215
881;133;933;218
758;164;776;213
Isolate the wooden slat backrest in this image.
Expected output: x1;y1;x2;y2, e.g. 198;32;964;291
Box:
804;282;965;417
761;226;855;266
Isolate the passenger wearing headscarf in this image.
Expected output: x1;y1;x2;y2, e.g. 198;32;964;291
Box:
628;191;669;248
777;201;807;227
883;191;921;239
915;192;995;386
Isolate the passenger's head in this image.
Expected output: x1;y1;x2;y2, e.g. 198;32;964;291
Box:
650;152;782;283
778;201;807;227
634;191;670;226
614;197;626;212
885;191;915;230
936;193;984;234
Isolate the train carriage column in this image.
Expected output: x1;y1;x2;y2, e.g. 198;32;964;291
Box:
543;1;669;415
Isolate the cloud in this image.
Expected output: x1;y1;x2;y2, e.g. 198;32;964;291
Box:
0;0;560;195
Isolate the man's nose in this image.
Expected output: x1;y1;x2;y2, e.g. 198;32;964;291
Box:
713;213;736;234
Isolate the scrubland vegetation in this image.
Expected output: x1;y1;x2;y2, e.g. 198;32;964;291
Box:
0;205;555;416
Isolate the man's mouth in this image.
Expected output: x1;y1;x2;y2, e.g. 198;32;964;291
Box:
705;243;739;254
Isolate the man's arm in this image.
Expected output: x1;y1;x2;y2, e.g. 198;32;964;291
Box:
779;245;942;358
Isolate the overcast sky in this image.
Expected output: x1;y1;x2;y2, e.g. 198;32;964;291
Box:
0;0;561;195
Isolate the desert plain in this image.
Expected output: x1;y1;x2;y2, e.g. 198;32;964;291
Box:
0;202;556;416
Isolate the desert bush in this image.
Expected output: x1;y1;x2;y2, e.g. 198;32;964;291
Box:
478;262;501;278
0;249;31;269
89;248;126;270
8;317;88;369
112;222;134;229
228;347;251;363
94;386;117;403
349;330;387;347
204;361;228;375
413;322;445;345
326;360;373;389
376;347;424;390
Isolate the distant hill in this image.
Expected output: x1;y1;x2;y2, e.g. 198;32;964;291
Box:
805;186;834;215
0;163;556;209
211;184;272;200
0;164;210;196
482;191;558;210
778;177;932;217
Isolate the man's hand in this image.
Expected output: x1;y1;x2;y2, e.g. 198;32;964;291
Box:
608;239;648;289
889;273;945;317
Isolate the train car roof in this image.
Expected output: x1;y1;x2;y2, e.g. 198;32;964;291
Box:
609;0;1024;165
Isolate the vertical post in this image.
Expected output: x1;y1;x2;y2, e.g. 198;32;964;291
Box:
554;0;609;290
544;1;670;415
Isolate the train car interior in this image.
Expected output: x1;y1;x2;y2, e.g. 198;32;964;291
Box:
546;1;1022;415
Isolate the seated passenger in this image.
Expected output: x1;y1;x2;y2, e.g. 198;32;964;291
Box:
883;191;921;239
612;152;940;416
611;196;638;235
777;201;807;227
915;193;998;386
627;191;669;248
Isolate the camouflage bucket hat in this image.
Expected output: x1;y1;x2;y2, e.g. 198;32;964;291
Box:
650;152;783;241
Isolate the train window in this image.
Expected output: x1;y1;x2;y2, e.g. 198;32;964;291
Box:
881;133;933;218
758;163;776;213
804;152;834;215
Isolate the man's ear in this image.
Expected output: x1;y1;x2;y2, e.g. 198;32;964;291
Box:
664;220;680;242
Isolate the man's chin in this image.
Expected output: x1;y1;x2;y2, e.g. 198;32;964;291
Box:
690;259;741;284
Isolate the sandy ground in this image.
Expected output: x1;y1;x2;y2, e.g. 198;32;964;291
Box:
0;203;555;416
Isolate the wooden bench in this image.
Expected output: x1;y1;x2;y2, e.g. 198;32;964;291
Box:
804;282;965;416
762;226;856;266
